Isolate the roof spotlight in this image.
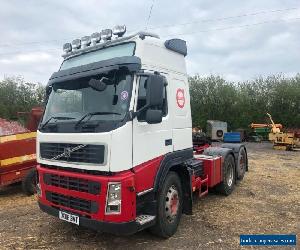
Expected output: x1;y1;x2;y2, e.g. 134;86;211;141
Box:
72;39;81;50
81;36;91;47
101;29;112;41
63;43;72;53
91;32;101;44
113;25;126;37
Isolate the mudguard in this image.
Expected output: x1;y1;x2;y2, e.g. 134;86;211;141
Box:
203;146;235;182
203;146;234;162
153;149;194;215
221;143;248;171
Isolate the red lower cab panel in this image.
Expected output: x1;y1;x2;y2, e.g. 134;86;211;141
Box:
38;154;223;230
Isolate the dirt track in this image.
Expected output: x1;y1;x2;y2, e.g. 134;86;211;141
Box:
0;142;299;249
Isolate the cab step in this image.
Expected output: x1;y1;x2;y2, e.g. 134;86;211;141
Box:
199;175;209;198
136;215;156;225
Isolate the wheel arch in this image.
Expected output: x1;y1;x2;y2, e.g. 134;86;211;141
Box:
153;148;194;215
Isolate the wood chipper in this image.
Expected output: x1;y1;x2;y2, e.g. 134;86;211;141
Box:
0;107;43;194
267;113;300;150
250;122;282;141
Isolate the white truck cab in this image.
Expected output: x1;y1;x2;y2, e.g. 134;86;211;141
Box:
37;26;248;238
38;30;192;172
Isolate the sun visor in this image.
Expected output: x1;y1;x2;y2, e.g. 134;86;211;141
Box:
48;56;141;85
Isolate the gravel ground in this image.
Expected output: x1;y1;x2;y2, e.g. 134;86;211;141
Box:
0;142;299;250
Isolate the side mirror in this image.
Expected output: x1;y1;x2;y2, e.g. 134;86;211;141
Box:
145;109;162;124
46;85;52;96
146;74;164;107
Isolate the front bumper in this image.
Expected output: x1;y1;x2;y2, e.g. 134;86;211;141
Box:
38;165;136;223
38;202;152;235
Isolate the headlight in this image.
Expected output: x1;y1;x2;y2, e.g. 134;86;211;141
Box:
106;182;121;214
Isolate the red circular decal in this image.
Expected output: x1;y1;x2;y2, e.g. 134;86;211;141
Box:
176;88;185;108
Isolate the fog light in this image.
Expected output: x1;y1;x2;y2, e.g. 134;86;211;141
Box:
101;29;112;41
81;36;91;47
113;25;126;37
63;43;72;53
72;38;81;49
106;182;121;214
91;32;101;44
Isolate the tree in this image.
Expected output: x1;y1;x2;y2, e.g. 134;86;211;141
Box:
0;76;45;120
189;74;300;130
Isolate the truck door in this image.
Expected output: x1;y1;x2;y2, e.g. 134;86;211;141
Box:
132;75;172;167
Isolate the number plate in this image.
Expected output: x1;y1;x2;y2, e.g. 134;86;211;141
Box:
59;211;79;225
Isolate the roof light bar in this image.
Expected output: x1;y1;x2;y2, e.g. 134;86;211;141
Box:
101;29;112;41
113;25;126;37
81;36;91;48
63;43;72;53
71;39;81;50
91;32;101;44
64;26;156;56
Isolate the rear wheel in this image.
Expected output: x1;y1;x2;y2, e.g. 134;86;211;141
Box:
149;172;183;238
237;147;247;180
22;168;37;196
216;154;235;196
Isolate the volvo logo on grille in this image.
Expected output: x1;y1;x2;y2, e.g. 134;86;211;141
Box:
51;144;87;160
63;147;72;158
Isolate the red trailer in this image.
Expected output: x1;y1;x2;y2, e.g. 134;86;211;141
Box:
0;107;43;194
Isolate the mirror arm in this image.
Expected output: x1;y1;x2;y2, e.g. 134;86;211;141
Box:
130;105;149;120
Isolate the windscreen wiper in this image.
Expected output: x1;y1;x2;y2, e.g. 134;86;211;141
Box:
75;112;121;128
40;116;75;130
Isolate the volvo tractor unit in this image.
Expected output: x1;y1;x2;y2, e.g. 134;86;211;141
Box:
37;25;248;238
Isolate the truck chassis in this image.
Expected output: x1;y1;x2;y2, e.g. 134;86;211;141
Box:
37;143;247;237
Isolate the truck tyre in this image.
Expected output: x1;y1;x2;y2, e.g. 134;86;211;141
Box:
150;172;183;238
237;147;247;180
216;154;235;196
22;168;37;196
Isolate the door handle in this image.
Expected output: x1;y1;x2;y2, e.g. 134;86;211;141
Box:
165;139;172;146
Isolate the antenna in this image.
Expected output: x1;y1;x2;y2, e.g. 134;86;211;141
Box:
145;0;155;30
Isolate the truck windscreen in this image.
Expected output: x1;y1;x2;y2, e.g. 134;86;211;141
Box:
42;71;133;127
60;42;135;70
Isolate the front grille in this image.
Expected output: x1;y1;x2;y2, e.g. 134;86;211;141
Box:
46;191;98;213
40;143;105;164
44;173;101;195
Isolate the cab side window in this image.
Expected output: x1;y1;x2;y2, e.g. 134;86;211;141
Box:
137;76;168;121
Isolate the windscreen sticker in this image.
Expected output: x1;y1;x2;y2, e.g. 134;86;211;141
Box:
120;90;129;101
176;88;185;108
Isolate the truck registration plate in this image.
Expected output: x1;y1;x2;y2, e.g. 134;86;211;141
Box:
59;211;79;225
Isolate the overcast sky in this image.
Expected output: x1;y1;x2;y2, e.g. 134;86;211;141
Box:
0;0;299;84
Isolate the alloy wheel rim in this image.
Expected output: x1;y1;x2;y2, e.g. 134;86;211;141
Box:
165;185;179;223
226;164;234;187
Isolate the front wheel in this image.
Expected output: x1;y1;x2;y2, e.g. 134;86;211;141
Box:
149;172;183;238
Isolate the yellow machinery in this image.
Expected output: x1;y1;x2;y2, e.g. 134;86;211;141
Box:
267;113;300;150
